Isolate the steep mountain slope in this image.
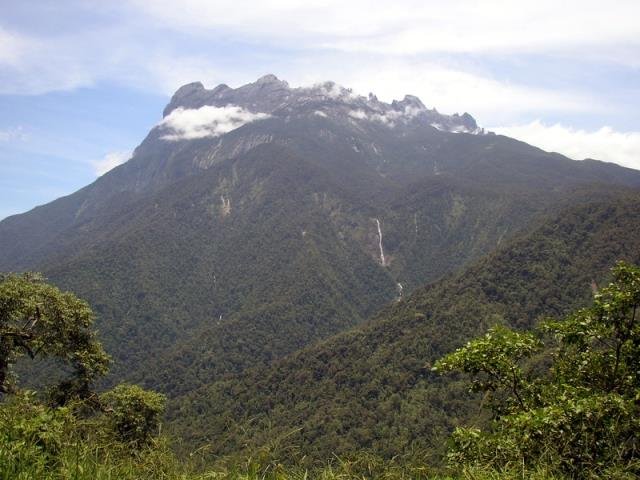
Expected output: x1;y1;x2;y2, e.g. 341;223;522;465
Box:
170;192;640;464
1;75;640;395
43;144;396;390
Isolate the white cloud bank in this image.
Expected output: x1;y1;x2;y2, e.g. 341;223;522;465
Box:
1;1;632;134
159;105;270;141
492;121;640;170
130;0;640;62
93;151;131;176
326;63;598;124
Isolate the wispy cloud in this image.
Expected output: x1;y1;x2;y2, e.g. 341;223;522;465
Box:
315;61;599;123
0;126;27;142
492;121;640;170
129;0;640;62
0;27;33;65
1;1;639;172
158;105;270;141
0;27;95;94
0;23;233;95
0;1;635;134
93;151;131;176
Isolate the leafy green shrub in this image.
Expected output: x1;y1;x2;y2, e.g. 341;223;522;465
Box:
434;262;640;478
0;391;72;478
101;383;166;447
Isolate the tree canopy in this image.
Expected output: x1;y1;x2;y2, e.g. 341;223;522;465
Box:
1;273;172;479
0;272;110;401
434;261;640;477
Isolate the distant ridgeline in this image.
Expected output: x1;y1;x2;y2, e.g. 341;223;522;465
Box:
1;75;640;468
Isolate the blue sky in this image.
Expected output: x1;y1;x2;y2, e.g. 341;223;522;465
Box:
1;0;640;220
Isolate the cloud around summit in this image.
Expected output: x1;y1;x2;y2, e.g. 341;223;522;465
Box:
1;0;639;207
158;105;270;141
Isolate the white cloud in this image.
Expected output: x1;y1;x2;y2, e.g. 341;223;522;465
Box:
0;28;33;66
158;105;270;141
321;2;640;58
492;121;640;170
348;110;368;121
0;24;240;95
0;1;637;150
0;29;96;94
128;0;640;62
3;1;639;96
93;151;131;176
286;60;599;125
308;81;359;101
0;126;27;142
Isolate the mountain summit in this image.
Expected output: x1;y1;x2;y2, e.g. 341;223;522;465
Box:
162;74;483;135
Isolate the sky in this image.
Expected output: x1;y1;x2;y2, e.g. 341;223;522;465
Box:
1;0;640;220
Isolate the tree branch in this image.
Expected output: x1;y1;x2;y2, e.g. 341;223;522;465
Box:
509;365;526;410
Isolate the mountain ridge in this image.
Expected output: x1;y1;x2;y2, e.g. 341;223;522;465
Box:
162;74;483;135
2;74;640;403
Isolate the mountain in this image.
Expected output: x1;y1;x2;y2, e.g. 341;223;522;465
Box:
1;74;640;396
170;192;640;464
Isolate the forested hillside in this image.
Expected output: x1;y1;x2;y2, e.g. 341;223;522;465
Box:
3;77;640;399
170;192;640;465
3;77;640;480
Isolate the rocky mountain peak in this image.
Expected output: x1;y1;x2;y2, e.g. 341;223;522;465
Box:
392;94;426;111
255;73;287;85
162;75;483;134
459;112;478;129
211;83;231;95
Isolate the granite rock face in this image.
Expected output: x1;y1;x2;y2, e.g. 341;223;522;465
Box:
163;74;482;134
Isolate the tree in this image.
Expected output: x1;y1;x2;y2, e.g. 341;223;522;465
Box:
0;272;110;401
433;262;640;477
433;325;541;415
0;272;168;473
101;384;166;447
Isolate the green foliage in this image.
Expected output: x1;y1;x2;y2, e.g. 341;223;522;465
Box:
548;262;640;395
0;275;178;478
0;389;514;480
0;391;184;480
433;326;541;414
436;262;640;478
5;112;638;404
0;272;110;400
0;391;72;474
170;195;640;464
101;383;166;447
8;250;640;479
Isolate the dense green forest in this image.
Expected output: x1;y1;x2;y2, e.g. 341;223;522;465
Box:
433;261;640;478
3;75;640;401
169;193;640;467
3;250;640;479
3;76;640;479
